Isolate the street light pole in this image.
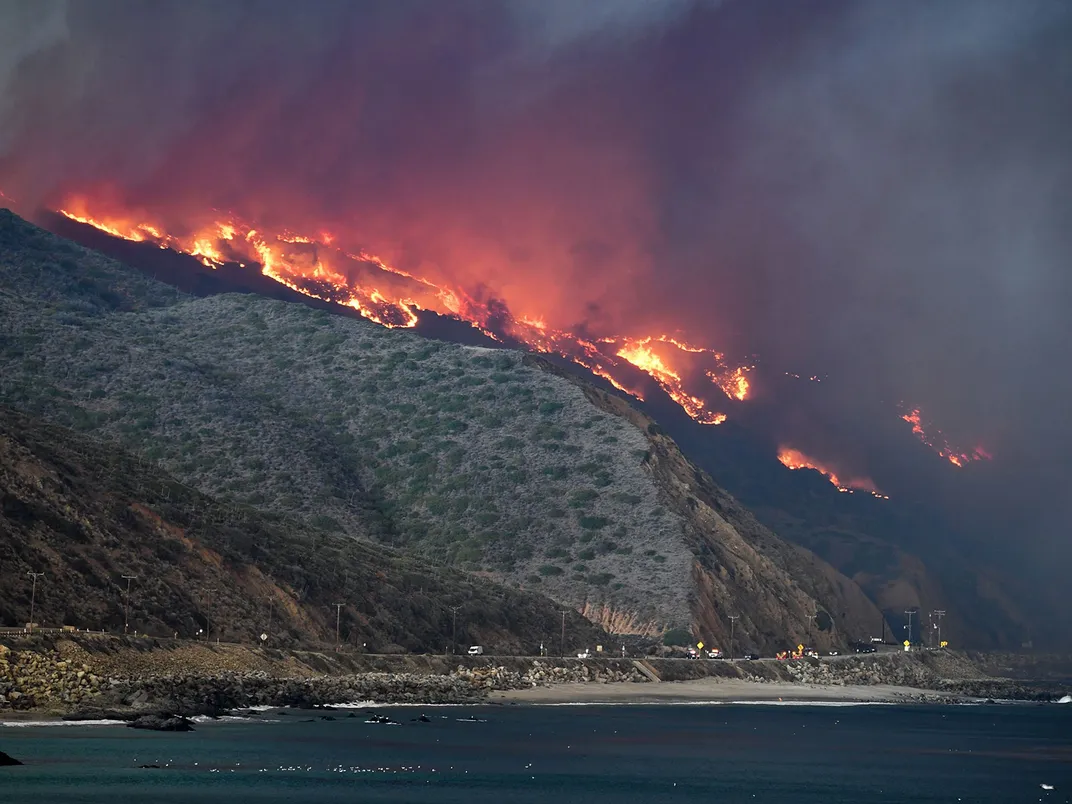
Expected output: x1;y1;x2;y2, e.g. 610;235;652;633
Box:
27;572;44;631
560;611;567;657
122;575;137;634
266;597;274;637
904;609;916;646
933;610;945;647
728;615;739;660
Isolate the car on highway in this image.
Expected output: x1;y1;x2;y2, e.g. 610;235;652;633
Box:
577;650;592;659
467;645;484;655
743;653;760;660
851;642;876;654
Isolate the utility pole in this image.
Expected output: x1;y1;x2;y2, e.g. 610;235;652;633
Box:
560;611;567;657
728;615;739;660
904;609;916;646
266;597;274;637
448;605;462;655
933;610;945;648
205;587;216;642
122;575;137;634
334;603;344;652
26;572;44;632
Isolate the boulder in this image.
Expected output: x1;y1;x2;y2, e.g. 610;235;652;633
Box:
127;714;195;732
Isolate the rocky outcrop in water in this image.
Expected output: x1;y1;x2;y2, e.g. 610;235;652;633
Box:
0;750;23;766
127;714;194;732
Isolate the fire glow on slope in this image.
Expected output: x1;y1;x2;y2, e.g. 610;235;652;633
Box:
900;408;992;467
777;447;889;499
55;202;751;423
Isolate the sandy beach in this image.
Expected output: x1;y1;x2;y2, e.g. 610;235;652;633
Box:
490;679;958;705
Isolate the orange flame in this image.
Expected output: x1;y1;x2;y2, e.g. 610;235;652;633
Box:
900;407;991;468
615;339;727;425
777;446;887;498
709;366;751;401
59;208;151;243
47;198;771;426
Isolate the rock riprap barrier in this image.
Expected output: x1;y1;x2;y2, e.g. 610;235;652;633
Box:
452;660;649;690
0;644;106;709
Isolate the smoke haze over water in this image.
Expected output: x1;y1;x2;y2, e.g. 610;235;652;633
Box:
1;1;1071;599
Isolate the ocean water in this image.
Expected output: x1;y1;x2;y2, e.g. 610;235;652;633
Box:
1;703;1069;803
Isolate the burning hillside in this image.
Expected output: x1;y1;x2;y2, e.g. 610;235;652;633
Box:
56;200;749;426
900;408;992;468
777;447;888;499
50;198;999;488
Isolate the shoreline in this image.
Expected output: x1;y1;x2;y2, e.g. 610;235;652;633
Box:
4;638;1066;722
488;679;964;705
1;679;967;726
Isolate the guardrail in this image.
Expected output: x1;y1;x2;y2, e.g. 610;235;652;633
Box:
0;627;117;637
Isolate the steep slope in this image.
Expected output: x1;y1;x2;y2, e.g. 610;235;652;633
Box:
1;209;878;650
526;357;885;650
0;405;604;653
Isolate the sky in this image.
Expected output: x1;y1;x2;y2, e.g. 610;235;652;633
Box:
1;0;1070;589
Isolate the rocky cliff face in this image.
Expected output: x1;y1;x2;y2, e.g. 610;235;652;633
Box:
526;357;885;653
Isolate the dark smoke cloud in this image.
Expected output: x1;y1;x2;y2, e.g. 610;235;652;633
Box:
1;1;1070;589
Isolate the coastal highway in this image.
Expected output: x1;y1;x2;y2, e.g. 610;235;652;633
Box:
0;626;912;664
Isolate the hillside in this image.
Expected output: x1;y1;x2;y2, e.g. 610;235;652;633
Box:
0;404;605;653
0;209;881;651
38;216;1049;651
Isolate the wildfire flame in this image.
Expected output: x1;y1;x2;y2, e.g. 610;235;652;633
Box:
47;200;989;461
54;200;750;423
709;366;751;401
900;407;991;467
777;447;888;499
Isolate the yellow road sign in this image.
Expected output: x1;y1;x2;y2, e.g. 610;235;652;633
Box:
903;640;910;647
697;642;704;649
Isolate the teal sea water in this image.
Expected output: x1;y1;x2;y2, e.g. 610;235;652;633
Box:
1;703;1069;803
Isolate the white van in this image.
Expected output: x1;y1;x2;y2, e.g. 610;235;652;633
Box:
467;645;484;656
